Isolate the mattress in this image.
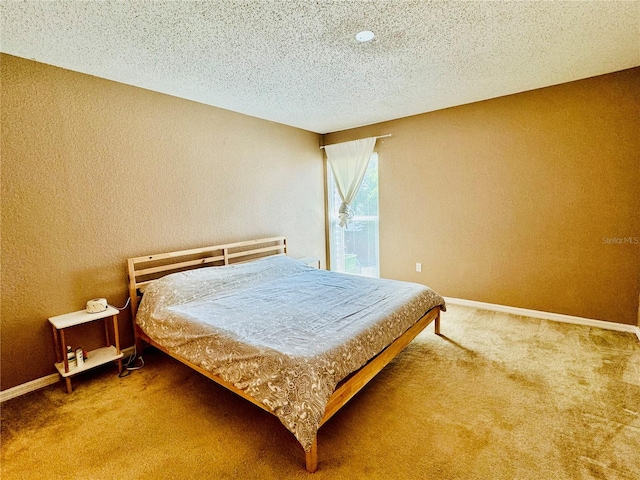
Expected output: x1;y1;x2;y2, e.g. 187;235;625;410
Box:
135;255;445;450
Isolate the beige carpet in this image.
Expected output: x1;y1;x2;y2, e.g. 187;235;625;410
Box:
2;305;639;479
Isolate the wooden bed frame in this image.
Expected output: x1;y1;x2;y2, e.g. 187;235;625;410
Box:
127;236;441;472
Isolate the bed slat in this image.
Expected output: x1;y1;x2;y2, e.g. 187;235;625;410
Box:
134;255;225;277
226;244;285;259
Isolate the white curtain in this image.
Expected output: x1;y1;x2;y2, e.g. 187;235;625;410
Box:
325;137;377;228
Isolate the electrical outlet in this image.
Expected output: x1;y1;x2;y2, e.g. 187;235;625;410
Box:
415;263;422;272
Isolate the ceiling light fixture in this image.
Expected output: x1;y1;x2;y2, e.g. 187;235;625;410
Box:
355;30;375;42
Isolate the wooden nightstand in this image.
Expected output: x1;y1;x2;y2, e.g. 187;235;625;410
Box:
296;257;321;269
49;306;123;393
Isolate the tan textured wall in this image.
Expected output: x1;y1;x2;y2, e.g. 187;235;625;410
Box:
324;68;640;326
1;54;325;390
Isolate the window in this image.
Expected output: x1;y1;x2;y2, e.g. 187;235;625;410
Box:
328;153;379;277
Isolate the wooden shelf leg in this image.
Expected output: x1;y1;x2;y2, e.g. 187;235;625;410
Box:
112;315;122;374
305;436;318;473
60;329;69;373
51;326;62;363
104;318;110;347
65;377;72;394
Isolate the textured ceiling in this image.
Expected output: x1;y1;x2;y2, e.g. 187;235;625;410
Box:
2;1;639;134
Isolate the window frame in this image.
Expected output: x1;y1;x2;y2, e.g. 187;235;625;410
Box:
326;152;380;278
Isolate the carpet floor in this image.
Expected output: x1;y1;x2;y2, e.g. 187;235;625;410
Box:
2;305;639;479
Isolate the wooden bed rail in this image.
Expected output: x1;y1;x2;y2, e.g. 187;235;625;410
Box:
127;236;286;317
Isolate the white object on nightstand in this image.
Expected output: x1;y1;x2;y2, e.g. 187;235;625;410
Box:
296;257;321;269
48;305;123;393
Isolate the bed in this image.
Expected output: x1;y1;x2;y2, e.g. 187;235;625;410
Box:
127;236;445;472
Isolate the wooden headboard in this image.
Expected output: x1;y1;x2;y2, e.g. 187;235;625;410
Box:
127;236;286;316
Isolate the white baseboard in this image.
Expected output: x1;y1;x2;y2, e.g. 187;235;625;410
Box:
0;374;60;402
444;297;638;335
0;346;136;403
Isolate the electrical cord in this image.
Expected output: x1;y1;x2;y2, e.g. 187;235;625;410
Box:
119;345;145;378
109;297;131;312
105;297;144;377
